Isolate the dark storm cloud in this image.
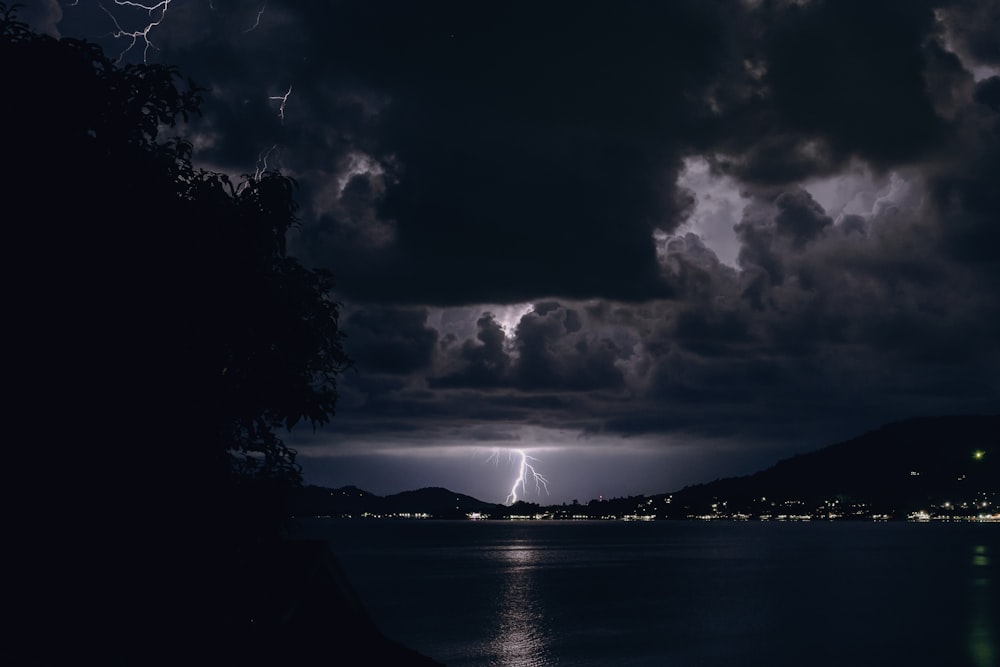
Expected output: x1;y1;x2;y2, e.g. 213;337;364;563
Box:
927;84;1000;263
465;426;522;443
513;305;626;391
59;0;991;301
88;0;739;304
584;172;998;443
54;1;1000;486
762;0;946;165
320;1;733;304
19;0;61;37
428;303;629;393
940;0;1000;65
430;313;510;389
733;187;836;304
704;0;960;185
343;306;437;375
975;76;1000;111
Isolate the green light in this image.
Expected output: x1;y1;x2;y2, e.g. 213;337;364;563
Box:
973;450;985;461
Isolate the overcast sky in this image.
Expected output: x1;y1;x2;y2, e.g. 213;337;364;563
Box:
44;0;1000;503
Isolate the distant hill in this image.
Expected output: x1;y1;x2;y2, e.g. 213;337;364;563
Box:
664;415;998;518
294;485;387;517
383;487;503;518
295;415;998;520
293;485;505;519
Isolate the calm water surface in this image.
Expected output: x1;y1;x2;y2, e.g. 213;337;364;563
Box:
294;520;998;667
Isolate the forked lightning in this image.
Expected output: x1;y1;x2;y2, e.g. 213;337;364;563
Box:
488;448;550;505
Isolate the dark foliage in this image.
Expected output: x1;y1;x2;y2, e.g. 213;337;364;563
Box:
2;4;360;657
2;1;350;503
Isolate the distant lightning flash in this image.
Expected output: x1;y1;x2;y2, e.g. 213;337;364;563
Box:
269;85;292;122
488;449;550;505
244;1;267;33
251;143;279;182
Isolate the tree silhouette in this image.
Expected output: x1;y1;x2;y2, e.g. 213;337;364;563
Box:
3;1;350;496
2;4;359;654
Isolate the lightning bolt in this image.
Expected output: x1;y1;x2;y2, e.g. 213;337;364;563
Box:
93;0;293;190
97;0;226;62
488;448;550;505
250;143;279;182
244;1;267;33
269;85;292;122
99;0;173;63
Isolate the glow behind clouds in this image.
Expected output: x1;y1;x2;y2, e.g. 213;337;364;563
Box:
674;157;745;268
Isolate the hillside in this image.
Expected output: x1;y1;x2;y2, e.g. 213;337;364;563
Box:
665;415;998;518
293;485;506;519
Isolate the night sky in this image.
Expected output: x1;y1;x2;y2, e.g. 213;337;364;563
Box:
40;1;1000;504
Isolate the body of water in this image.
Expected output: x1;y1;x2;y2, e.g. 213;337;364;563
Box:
294;520;998;667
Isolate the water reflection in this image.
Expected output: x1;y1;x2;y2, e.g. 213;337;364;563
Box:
489;543;553;667
968;544;995;667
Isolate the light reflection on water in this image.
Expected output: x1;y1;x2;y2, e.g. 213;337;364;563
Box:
488;543;553;667
969;544;995;667
299;520;1000;667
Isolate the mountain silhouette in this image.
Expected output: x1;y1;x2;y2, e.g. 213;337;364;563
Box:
666;414;997;517
295;415;998;520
